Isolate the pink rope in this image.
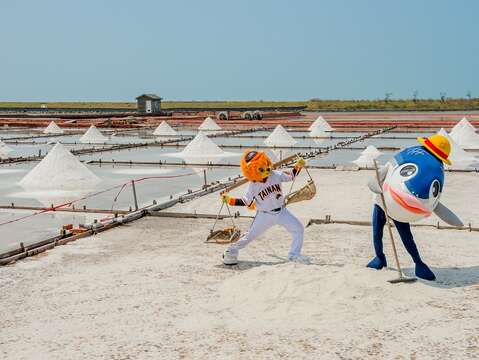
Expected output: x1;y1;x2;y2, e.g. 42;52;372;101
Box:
0;172;197;227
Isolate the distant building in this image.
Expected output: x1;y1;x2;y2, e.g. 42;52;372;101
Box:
136;94;162;113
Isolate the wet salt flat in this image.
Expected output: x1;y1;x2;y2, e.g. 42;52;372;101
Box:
1;124;478;255
0;163;240;253
308;149;395;167
0;210;99;253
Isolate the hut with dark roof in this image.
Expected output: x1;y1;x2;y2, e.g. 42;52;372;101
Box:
136;94;162;113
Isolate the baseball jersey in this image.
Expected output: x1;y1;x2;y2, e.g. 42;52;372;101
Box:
242;170;293;211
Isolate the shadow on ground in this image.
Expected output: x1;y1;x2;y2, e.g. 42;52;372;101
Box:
214;259;288;271
403;265;479;289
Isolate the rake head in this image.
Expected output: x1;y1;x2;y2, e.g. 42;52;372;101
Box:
388;276;417;284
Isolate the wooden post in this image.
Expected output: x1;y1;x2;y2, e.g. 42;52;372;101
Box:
131;180;139;211
203;169;208;188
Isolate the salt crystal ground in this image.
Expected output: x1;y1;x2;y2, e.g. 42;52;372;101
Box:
1;169;478;359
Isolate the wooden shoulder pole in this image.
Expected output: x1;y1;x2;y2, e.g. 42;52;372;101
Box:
222;152;299;194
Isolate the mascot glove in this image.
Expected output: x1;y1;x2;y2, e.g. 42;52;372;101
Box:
221;193;233;204
295;157;306;168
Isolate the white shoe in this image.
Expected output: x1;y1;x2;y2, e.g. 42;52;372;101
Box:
223;249;238;265
288;254;311;264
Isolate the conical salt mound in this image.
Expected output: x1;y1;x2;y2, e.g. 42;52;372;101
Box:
79;125;108;144
309;126;328;137
43;121;64;134
449;118;479;149
352;154;376;167
450;117;475;135
19;143;101;190
153;121;177;136
181;132;224;157
308;116;334;132
264;125;297;147
198;117;221;131
438;128;478;167
361;145;382;159
0;140;13;155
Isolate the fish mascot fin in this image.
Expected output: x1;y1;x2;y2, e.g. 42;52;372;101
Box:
367;165;388;194
433;202;464;227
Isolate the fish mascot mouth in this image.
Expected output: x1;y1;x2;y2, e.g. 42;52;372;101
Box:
240;150;273;182
383;182;431;216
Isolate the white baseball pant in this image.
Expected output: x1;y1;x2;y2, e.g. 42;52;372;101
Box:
227;207;304;257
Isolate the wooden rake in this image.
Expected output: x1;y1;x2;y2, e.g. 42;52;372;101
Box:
373;160;417;284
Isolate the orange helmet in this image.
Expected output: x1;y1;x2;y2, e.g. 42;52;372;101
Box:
240;150;273;182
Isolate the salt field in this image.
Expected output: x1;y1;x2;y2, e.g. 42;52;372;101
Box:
3;2;479;357
1;117;478;258
1;115;479;360
2;168;479;359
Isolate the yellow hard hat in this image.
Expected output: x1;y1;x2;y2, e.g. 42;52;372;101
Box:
417;134;451;165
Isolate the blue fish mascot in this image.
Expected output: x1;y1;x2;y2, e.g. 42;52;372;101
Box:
367;134;463;281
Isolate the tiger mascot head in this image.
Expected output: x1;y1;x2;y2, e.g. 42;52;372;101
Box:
240;150;273;182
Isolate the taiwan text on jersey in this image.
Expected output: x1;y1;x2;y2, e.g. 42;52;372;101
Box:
242;170;293;211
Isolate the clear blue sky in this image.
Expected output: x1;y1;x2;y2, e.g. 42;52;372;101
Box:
1;0;478;101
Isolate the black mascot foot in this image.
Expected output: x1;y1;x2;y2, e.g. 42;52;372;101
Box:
415;261;436;281
367;256;387;270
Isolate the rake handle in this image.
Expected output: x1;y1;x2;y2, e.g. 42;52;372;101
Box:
373;160;404;278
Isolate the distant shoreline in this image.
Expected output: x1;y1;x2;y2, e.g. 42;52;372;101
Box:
0;99;478;112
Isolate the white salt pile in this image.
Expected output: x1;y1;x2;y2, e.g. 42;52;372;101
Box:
168;131;226;158
308;116;334;132
182;132;224;156
449;117;479;149
153;121;177;136
19;142;101;190
309;126;329;147
43;121;64;134
264;125;297;147
450;117;475;134
198;117;221;131
309;126;328;137
0;140;14;158
79;125;108;144
361;145;382;158
352;155;376;167
352;146;382;167
264;149;279;163
438;128;478;168
164;132;237;169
